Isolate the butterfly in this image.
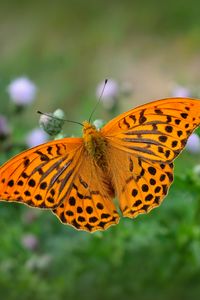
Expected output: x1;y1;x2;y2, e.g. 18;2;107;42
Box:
0;97;200;232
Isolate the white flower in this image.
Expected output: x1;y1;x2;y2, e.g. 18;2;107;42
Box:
186;133;200;154
7;77;37;105
21;234;38;251
172;85;191;98
96;79;119;109
26;128;48;148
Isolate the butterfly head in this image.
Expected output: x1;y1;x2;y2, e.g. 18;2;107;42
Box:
82;121;97;135
82;121;99;151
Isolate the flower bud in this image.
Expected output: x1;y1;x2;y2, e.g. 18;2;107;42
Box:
39;109;65;136
93;119;105;130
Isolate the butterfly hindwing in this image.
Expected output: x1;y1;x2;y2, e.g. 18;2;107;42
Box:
106;146;174;217
53;150;120;232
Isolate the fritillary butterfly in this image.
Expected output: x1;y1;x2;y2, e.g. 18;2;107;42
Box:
0;98;200;232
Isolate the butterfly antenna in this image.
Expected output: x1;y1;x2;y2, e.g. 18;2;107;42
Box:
37;111;83;127
88;78;108;123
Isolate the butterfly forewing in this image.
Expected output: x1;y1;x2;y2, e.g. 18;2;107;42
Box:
0;138;83;208
102;98;200;162
102;98;200;219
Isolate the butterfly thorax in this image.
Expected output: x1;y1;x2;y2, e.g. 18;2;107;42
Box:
83;121;108;170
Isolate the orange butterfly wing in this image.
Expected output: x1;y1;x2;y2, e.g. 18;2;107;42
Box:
102;98;200;218
0;137;119;232
0;138;83;208
53;151;119;232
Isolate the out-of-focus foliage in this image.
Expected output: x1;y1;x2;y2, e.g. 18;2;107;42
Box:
0;1;200;300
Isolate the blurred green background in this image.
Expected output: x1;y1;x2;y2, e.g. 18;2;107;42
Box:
1;0;200;299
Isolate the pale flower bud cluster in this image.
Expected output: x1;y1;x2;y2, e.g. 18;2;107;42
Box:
39;109;65;136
